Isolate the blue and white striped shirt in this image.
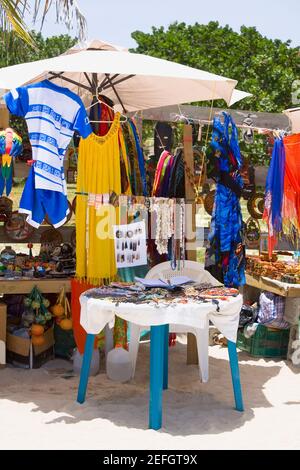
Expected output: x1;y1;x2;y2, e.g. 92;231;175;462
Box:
4;80;92;194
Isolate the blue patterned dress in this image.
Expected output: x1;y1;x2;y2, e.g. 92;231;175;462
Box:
205;113;245;288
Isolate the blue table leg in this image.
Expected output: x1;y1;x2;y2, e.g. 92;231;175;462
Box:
149;325;165;430
228;340;244;412
77;334;95;404
163;324;169;390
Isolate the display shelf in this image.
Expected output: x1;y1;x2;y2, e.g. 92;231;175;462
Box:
0;277;71;294
246;273;300;298
0;225;74;244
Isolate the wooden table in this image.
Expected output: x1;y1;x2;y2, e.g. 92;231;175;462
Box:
246;273;300;298
0;277;72;294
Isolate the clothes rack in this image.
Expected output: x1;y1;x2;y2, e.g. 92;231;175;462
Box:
173;113;289;135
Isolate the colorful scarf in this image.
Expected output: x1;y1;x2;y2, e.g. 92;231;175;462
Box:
263;138;285;256
282;133;300;241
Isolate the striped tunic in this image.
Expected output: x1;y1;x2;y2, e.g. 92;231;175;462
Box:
4;80;91;194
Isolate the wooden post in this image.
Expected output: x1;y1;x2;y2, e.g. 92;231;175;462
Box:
183;124;198;365
0;106;9;129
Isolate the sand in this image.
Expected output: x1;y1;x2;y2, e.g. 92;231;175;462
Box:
0;338;300;450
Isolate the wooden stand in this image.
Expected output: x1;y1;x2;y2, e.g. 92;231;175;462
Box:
0;278;71;294
183;124;198;365
0;106;9;129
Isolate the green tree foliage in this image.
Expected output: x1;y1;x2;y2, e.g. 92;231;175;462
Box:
132;21;300;113
0;30;76;66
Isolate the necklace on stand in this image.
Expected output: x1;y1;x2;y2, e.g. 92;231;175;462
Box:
150;198;174;255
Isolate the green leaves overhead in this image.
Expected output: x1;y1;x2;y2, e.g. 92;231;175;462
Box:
0;30;76;66
132;21;300;113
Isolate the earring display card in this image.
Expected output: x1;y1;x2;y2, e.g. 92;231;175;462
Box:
113;221;147;268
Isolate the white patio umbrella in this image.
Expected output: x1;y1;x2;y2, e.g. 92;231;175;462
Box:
283;107;300;133
0;39;250;112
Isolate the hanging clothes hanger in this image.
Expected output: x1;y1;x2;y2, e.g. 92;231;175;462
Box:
86;90;128;123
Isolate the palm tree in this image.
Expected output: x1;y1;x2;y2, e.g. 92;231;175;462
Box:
0;0;86;47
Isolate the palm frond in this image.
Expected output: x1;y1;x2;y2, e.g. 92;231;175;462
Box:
0;0;35;46
31;0;87;40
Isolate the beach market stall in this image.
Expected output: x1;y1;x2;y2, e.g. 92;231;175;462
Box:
0;38;255;429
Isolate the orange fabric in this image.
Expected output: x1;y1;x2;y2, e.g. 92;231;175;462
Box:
71;278;98;354
283;133;300;235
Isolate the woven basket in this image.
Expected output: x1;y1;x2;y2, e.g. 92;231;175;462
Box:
247;192;265;220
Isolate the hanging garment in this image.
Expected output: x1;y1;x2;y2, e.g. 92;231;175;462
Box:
154;122;173;159
76;113;131;284
263;138;286;256
168;148;185;198
160;154;175;196
282;133;300;240
122;122;143;195
120;119;148;197
89;97;115;136
152;150;173;196
128;120;148;196
4;80;91;227
205;113;245;288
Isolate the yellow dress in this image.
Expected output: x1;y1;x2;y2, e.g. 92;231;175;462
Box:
76;112;130;284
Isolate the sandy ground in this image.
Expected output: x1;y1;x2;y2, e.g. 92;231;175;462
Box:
0;339;300;450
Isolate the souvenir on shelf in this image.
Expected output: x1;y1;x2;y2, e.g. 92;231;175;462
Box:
246;255;300;283
23;286;52;342
245;217;261;249
40;229;63;256
0;196;13;222
4;211;34;241
0;127;22;196
53;287;73;331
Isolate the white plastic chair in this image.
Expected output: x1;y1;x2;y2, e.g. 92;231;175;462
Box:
128;260;221;382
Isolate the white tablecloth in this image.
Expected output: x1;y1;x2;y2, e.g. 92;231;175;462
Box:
80;294;243;343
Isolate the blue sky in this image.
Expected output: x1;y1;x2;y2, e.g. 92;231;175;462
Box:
36;0;300;47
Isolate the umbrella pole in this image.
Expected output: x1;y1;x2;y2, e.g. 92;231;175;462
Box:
103;74;127;114
183;124;198;365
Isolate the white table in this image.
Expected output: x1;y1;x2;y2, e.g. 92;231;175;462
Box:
77;292;244;430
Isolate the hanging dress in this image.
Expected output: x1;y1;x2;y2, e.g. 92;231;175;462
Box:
205;113;245;288
76;112;130;284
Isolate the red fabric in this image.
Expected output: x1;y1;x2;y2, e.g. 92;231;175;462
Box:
71;279;98;354
283;133;300;233
98;103;114;136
